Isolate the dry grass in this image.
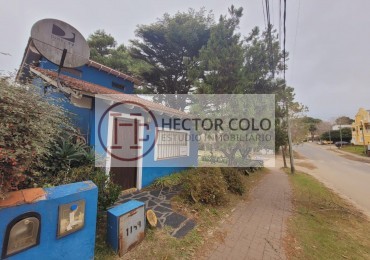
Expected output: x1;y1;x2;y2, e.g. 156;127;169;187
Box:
284;170;370;260
339;153;370;164
295;161;317;170
95;168;269;260
293;150;307;160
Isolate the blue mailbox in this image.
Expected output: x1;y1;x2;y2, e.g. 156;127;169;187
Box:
107;200;145;256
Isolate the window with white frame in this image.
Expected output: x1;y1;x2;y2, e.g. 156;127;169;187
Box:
155;130;189;160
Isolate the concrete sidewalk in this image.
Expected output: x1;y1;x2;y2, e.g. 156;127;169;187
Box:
205;169;292;260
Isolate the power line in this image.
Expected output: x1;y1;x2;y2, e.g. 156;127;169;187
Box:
261;0;267;28
264;0;275;77
291;0;301;75
279;0;282;49
293;0;301;56
265;0;271;27
283;0;287;81
0;52;11;56
271;0;275;27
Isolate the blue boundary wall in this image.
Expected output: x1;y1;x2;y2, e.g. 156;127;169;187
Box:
0;181;98;260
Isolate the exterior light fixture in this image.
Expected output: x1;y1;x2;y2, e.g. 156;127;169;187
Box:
2;212;41;258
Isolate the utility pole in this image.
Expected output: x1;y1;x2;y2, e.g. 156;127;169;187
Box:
285;96;295;174
361;120;366;155
282;0;294;174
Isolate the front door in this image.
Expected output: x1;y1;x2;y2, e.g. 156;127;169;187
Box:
110;117;138;190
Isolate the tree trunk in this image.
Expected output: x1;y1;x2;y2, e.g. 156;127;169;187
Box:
282;145;287;168
221;147;238;166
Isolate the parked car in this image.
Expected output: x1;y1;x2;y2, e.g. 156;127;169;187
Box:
335;141;349;148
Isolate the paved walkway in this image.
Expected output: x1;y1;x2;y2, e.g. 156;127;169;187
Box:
205;169;292;260
114;186;196;238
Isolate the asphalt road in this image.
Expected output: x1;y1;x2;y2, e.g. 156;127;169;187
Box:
294;143;370;216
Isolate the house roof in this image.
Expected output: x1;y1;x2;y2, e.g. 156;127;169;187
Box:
30;66;188;118
31;66;120;95
86;60;142;86
16;38;142;86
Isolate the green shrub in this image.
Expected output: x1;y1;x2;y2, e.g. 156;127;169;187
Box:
321;128;352;143
152;172;183;189
201;155;228;164
32;135;98;188
0;79;73;198
220;168;246;195
55;165;121;211
182;167;229;206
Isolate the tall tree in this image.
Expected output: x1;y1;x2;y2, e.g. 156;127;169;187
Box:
316;121;332;136
189;5;244;94
335;116;354;125
241;26;286;94
130;8;214;99
87;30;150;77
87;30;116;59
275;83;306;166
300;116;321;141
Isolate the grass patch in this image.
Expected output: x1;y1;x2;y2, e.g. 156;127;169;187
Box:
285;170;370;259
151;172;183;189
95;168;268;259
341;145;367;157
94;214;117;260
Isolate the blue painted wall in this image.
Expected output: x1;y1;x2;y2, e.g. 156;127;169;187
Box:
94;100;198;188
40;59;135;94
34;60;198;188
36;59;135;145
0;181;98;260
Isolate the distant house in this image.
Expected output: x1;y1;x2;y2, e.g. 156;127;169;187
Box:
17;39;198;190
332;124;352;131
351;108;370;145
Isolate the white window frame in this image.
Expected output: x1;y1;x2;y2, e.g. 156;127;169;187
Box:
154;127;190;161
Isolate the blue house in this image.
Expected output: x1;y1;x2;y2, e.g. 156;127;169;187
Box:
17;39;198;190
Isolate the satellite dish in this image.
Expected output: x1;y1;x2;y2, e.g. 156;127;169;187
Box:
31;18;90;68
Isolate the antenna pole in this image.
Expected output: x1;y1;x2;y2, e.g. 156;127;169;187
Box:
57;49;67;75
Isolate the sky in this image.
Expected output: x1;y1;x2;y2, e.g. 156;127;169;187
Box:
1;0;369;121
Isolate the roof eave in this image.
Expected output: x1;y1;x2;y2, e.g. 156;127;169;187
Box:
87;60;143;86
30;68;188;119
